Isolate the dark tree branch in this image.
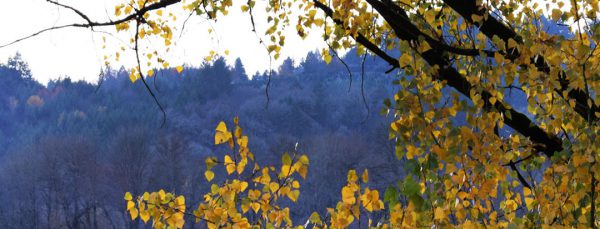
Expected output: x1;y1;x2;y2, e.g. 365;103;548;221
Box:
507;160;533;189
442;0;598;124
0;0;180;127
47;0;93;25
134;16;167;127
317;0;563;156
1;0;181;48
313;0;399;70
2;0;568;156
326;41;353;91
592;173;597;228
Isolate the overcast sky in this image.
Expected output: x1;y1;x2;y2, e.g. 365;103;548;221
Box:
0;0;326;84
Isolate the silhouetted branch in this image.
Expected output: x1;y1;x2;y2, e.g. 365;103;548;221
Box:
314;0;563;156
1;0;181;48
442;0;598;124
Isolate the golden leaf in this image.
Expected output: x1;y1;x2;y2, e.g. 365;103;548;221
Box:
204;170;215;181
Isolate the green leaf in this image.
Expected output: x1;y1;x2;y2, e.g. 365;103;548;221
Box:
309;212;322;225
402;176;420;197
409;194;425;211
282;152;292;165
384;187;398;204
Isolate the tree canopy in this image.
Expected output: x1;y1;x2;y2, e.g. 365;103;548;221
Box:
5;0;600;227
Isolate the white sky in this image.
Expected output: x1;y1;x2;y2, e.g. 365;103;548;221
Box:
0;0;326;84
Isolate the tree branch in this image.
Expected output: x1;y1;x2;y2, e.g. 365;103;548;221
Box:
318;0;563;156
46;0;93;25
312;0;399;70
1;0;181;48
442;0;598;124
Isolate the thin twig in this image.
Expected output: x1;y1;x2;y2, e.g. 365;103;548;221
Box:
95;67;105;93
135;18;167;127
360;53;370;123
1;0;181;48
46;0;93;25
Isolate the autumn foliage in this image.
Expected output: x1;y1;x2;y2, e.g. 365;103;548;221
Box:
125;118;314;228
125;119;392;228
10;0;597;227
112;0;600;226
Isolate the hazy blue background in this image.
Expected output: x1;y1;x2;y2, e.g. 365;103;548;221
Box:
0;50;405;228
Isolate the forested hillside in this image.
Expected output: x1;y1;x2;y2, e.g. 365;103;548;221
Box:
0;51;401;228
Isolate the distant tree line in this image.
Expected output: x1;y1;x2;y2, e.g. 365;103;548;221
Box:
0;50;401;228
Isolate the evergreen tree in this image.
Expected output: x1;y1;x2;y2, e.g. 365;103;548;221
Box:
232;58;248;83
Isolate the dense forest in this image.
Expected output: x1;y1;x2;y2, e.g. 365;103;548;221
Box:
0;51;404;228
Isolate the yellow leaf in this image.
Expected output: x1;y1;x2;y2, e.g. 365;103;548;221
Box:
298;165;308;179
489;96;497;105
129;71;138;83
129;208;138;220
399;53;412;67
494;50;504;64
224;155;235;174
240;181;249;192
147;69;154;77
309;212;322;224
241;201;250;213
114;5;122;16
523;187;532;196
215;121;232;145
127;200;135;210
299;155;309;165
237;136;248;148
504;199;517;211
248;189;261;200
424;11;436;23
287;190;300;202
323;53;332;64
347;170;358;183
525;197;535;210
419;41;432;52
406;145;419;159
281;164;291;176
175;195;185;206
507;38;518;49
205;170;215;181
140;210;150;223
176;65;184;73
124;192;133;201
124;5;132;14
552;8;562;21
205;157;217;169
218;131;232;147
251;202;261;213
216;121;227;132
237;159;246;174
434;207;445;220
158;189;166;200
269;182;280;193
342;186;355;204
